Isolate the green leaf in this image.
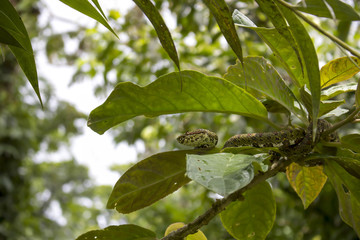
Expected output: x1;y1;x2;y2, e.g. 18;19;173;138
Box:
107;149;217;213
0;0;42;105
133;0;180;70
279;5;321;120
254;0;299;52
0;6;28;49
220;181;276;240
186;153;266;196
203;0;243;62
286;162;327;209
356;80;360;108
296;0;360;21
319;99;345;117
321;81;358;100
337;20;352;42
232;10;256;27
320;107;348;118
254;1;305;86
9;46;42;103
165;222;208;240
90;0;107;20
0;27;22;48
320;57;360;89
304;149;360;180
88;70;268;134
341;134;360;153
224;56;306;122
299;86;313;115
75;224;156;240
334;148;360;179
301;86;343;119
233;9;305;87
59;0;118;38
325;160;360;237
261;99;290;115
253;1;321;120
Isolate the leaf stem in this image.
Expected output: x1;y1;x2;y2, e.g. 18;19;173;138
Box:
274;0;360;59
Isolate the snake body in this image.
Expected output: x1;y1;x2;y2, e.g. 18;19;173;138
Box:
223;128;305;148
177;119;337;149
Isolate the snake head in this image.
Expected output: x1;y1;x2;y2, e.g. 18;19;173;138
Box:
177;129;218;149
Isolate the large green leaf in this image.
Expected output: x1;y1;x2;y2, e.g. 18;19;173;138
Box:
296;0;360;21
224;56;306;122
186;153;266;196
254;0;321;121
133;0;180;70
304;149;360;180
325;161;360;237
286;162;327;209
334;148;360;179
341;134;360;153
0;0;42;105
254;0;305;86
59;0;118;38
75;224;156;240
220;181;276;240
0;26;22;48
107;149;218;213
232;10;305;87
254;0;300;52
0;3;28;49
319;99;345;117
300;86;348;118
299;86;313;115
321;81;358;100
9;46;42;103
321;107;348;118
279;5;321;120
88;70;268;134
203;0;243;62
320;57;360;89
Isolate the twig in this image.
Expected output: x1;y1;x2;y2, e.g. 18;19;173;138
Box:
322;107;360;136
161;157;294;240
274;0;360;59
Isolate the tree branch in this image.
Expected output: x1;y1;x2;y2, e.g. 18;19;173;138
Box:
274;0;360;59
161;157;294;240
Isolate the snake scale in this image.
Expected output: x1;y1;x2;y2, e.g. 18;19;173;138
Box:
177;119;338;150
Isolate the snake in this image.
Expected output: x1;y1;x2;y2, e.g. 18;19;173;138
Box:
177;119;338;150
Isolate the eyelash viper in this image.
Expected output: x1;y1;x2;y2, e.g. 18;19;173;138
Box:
177;119;338;149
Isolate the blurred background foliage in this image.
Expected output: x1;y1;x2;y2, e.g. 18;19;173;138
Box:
1;0;360;239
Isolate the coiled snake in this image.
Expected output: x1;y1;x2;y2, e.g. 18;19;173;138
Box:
177;119;338;150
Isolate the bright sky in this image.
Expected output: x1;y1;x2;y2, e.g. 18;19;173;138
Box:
36;0;139;185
